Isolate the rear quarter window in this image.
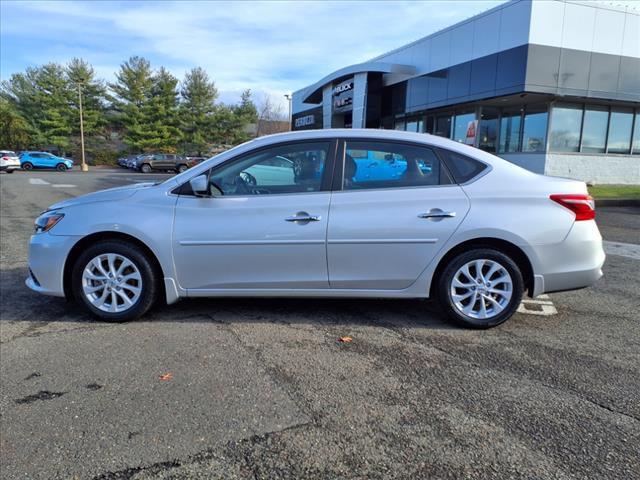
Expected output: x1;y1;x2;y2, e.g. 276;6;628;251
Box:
439;149;488;184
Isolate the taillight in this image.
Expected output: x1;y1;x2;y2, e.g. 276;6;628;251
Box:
550;194;595;221
1;156;8;160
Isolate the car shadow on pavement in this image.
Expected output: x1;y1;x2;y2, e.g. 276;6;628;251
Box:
0;266;455;331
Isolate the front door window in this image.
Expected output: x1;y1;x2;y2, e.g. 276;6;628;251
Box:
209;142;329;196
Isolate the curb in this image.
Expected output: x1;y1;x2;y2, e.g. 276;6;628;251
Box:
594;198;640;207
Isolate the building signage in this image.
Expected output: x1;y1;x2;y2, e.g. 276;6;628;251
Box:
333;81;354;96
294;114;316;128
334;97;353;109
332;78;354;114
292;106;322;130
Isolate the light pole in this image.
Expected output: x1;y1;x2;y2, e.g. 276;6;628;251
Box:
78;83;88;172
284;94;292;131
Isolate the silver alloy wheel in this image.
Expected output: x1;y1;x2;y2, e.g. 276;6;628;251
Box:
450;259;513;320
82;253;142;313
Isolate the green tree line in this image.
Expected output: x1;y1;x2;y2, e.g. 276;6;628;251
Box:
0;56;258;162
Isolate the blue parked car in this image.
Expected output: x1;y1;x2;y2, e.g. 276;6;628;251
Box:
20;152;74;172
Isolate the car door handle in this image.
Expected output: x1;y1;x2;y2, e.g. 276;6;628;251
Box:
418;209;456;219
285;212;321;223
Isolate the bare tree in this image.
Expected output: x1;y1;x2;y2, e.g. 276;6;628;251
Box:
256;95;289;136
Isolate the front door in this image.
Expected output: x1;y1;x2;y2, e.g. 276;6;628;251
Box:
327;140;469;289
173;140;335;291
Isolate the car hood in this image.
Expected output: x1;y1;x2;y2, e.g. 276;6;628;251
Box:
49;182;156;210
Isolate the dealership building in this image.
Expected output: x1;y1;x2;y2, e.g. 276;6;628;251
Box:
291;0;640;184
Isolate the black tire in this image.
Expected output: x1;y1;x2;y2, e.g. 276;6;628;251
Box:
140;163;152;174
437;248;523;329
71;240;159;322
176;164;188;173
6;169;14;174
22;162;33;170
56;163;67;172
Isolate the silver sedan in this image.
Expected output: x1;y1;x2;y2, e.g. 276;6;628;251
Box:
26;129;605;328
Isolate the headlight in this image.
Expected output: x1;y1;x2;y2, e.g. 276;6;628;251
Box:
34;211;64;233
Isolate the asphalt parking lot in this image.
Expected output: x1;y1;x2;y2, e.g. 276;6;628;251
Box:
1;169;639;479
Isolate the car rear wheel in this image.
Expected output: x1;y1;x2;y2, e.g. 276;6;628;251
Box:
437;248;523;329
71;241;159;322
22;162;33;170
140;163;152;173
176;164;188;173
6;169;14;174
56;163;67;172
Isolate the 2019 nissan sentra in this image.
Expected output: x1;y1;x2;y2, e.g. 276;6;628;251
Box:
26;129;605;328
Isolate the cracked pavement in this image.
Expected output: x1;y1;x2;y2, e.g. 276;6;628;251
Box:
1;170;639;479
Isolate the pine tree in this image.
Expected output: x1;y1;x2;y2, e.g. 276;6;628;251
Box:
231;89;258;144
140;67;181;152
66;58;108;157
1;63;74;153
109;56;154;151
0;98;33;150
180;67;218;155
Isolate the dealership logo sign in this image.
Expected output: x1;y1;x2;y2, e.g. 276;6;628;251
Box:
294;114;315;128
333;81;353;96
334;97;353;109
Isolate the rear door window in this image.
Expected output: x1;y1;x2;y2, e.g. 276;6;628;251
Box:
342;141;451;190
438;149;488;183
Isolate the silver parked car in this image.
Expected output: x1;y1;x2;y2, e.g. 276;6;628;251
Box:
26;130;605;328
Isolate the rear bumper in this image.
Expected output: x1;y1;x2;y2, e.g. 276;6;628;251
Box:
533;220;605;295
0;163;20;171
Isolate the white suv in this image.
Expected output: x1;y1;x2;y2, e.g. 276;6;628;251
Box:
0;150;21;173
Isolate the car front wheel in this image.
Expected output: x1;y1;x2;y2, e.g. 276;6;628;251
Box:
56;163;67;172
438;248;523;329
140;164;152;173
71;241;159;322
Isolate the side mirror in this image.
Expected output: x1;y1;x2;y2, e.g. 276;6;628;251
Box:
189;174;210;197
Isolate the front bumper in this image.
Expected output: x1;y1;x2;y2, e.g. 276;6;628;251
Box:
26;232;79;297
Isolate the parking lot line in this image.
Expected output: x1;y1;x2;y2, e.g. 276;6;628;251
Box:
28;178;50;185
603;240;640;260
51;184;77;188
518;294;558;316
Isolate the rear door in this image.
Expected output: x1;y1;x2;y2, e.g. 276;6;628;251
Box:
327;139;470;289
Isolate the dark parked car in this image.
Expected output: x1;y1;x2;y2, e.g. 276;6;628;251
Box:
137;154;189;173
186;156;207;167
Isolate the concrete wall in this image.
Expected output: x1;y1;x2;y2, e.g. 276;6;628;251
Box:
544;154;640;184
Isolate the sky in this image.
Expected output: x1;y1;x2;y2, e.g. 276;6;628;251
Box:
0;0;637;110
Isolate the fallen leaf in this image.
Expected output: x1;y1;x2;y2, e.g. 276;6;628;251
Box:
159;373;173;381
338;336;353;343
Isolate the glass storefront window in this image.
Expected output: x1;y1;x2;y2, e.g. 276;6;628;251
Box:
435;115;452;138
549;104;582;152
631;112;639;155
499;110;522;153
394;120;405;131
452;111;476;144
426;116;434;134
522;105;548;153
607;109;633;154
581;106;608;153
478;108;499;152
